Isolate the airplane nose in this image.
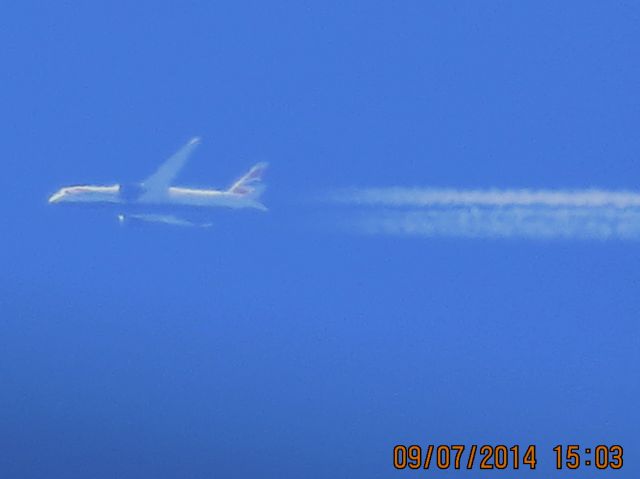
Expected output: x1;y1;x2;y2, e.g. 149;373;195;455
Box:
48;191;64;203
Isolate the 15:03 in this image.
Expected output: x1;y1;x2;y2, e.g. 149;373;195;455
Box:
553;444;623;470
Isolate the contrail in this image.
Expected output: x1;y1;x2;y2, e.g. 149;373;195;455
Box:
329;187;640;208
326;187;640;240
346;207;640;239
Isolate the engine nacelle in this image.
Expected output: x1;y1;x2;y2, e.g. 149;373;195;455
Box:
118;183;146;201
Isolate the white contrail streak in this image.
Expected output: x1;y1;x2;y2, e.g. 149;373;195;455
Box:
347;207;640;239
330;187;640;208
327;187;640;240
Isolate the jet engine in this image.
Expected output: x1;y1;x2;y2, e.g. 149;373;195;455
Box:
118;183;146;201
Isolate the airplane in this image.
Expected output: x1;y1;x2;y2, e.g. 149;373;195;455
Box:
48;137;268;227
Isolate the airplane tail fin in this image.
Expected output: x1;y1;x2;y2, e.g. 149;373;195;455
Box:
228;162;268;199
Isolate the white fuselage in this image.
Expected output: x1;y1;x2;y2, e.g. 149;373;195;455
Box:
48;184;266;210
165;186;261;209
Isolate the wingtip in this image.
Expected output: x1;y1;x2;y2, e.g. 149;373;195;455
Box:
254;161;269;170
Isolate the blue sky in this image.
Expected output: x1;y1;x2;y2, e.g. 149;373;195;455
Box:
1;2;639;477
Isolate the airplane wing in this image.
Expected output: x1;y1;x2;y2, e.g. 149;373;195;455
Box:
141;137;201;193
118;213;212;227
